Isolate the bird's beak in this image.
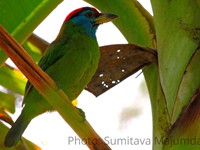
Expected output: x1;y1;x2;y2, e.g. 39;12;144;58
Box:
94;13;118;25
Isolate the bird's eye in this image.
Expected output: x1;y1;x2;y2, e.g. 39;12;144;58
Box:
85;12;95;18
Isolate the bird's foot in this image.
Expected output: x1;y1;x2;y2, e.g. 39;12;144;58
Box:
55;81;61;91
76;107;86;122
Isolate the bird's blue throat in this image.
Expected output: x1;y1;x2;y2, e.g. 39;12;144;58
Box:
71;17;99;39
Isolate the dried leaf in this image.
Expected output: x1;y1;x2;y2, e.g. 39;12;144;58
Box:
86;44;157;96
165;87;200;148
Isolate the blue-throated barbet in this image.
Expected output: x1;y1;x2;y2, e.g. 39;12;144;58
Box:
4;7;117;147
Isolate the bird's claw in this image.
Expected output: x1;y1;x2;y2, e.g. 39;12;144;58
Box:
76;107;86;122
55;81;61;91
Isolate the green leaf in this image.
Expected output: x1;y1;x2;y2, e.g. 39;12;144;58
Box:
23;41;42;63
151;0;200;116
0;0;63;65
172;49;200;122
0;66;27;95
144;63;171;150
23;33;50;62
26;33;49;54
0;91;15;114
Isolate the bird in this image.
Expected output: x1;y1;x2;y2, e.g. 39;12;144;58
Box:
4;7;117;147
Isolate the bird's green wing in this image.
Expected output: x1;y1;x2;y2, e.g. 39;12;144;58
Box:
37;44;64;71
24;41;64;98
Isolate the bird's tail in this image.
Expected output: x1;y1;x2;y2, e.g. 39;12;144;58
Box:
4;112;31;147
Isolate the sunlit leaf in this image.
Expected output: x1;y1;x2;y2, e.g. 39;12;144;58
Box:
0;91;15;114
22;33;49;63
0;65;27;95
0;0;63;65
21;138;42;150
23;41;42;63
26;33;49;54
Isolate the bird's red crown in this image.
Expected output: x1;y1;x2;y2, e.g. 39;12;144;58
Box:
64;7;100;22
